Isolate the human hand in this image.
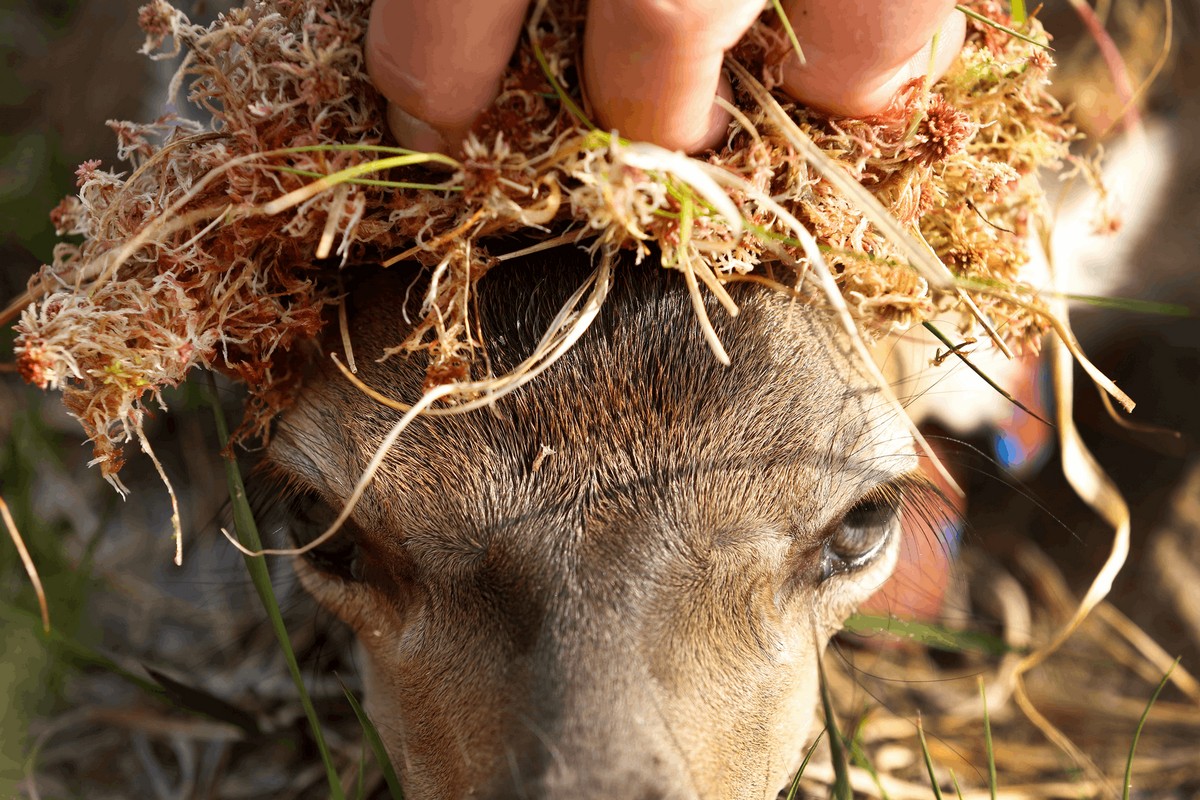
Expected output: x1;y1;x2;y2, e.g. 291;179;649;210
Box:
365;0;965;153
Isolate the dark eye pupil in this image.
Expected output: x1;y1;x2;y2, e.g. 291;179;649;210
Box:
287;490;363;582
842;498;894;540
821;495;898;581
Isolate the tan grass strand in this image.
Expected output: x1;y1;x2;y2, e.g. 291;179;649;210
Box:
0;495;49;633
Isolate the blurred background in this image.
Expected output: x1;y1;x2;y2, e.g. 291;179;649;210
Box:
0;2;351;796
1;1;1197;797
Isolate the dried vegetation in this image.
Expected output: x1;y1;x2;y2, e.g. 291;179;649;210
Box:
6;0;1074;490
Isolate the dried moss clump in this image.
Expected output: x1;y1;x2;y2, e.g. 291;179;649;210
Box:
8;0;1072;485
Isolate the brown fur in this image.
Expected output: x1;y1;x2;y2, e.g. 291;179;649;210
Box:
266;247;916;799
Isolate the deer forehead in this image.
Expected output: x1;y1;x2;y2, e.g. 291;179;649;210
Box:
268;261;914;589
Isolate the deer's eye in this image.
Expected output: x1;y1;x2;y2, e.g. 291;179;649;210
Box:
820;491;900;581
285;489;365;583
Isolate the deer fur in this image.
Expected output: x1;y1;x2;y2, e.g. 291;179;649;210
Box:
265;247;917;799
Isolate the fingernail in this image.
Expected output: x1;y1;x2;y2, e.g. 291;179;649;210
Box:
386;103;448;154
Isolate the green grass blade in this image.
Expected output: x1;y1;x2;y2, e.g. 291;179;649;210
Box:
1123;658;1179;800
980;678;997;800
947;273;1194;318
951;769;965;799
274;143;434;156
923;322;1052;427
848;715;890;800
207;375;345;800
1009;0;1027;25
1062;293;1192;316
0;602;163;697
916;715;945;800
771;0;806;65
143;666;260;736
341;677;405;799
843;613;1013;657
529;21;593;129
956;5;1051;50
784;730;824;800
3;601;265;740
262;153;459;215
354;744;367;800
817;657;852;800
269;165;462;193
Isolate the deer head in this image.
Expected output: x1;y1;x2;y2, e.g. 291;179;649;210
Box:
264;247;918;799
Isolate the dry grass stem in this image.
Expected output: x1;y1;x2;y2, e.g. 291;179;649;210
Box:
1064;0;1141;134
1095;603;1200;705
1003;309;1129;793
1;495;50;633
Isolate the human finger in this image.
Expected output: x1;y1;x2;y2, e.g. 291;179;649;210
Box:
583;0;764;153
778;0;966;118
365;0;531;152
